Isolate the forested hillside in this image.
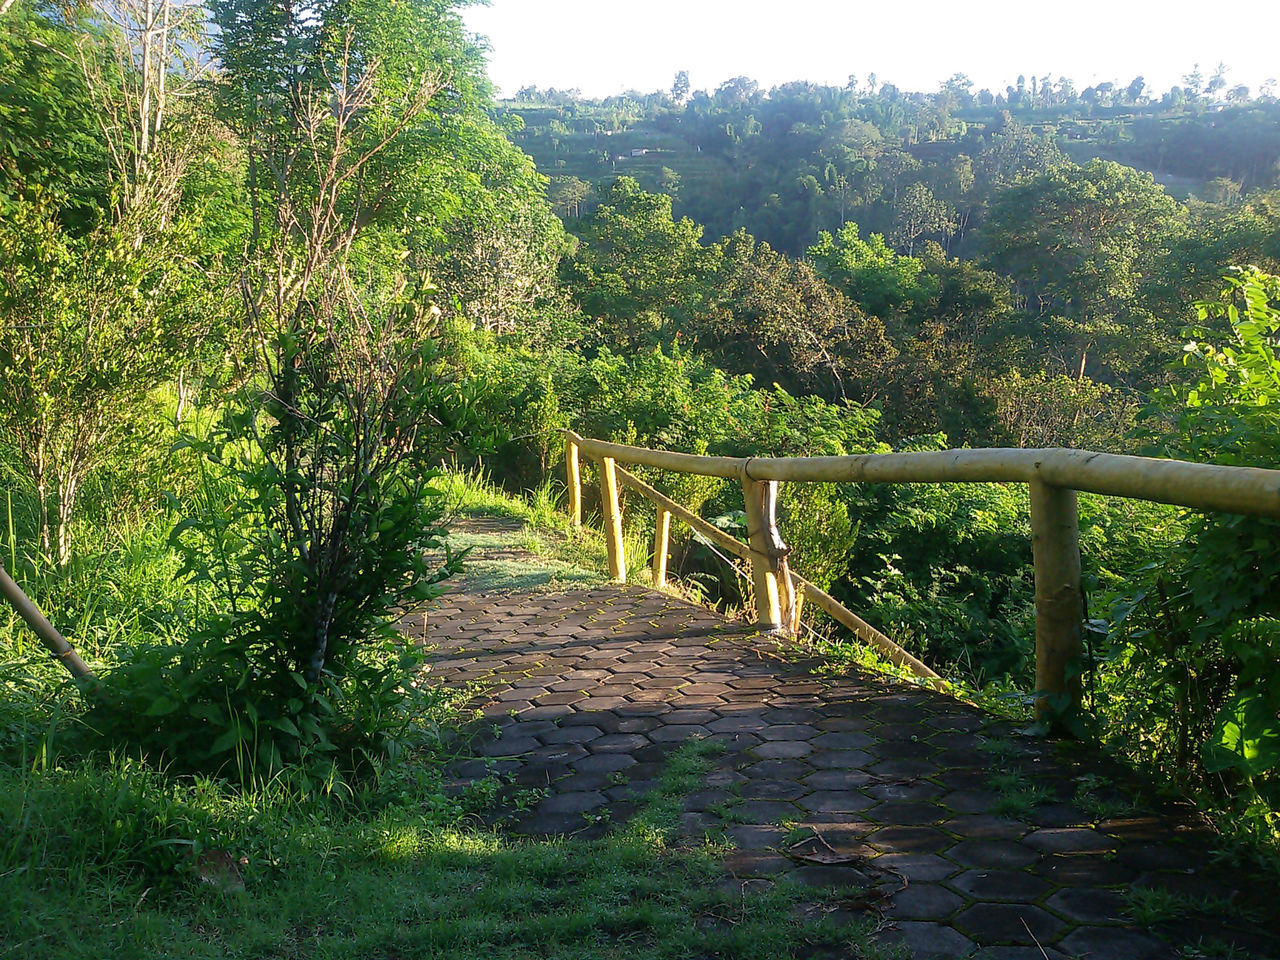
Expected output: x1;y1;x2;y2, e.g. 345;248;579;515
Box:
2;0;1280;952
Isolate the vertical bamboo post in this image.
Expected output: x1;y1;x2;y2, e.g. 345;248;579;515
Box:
565;437;582;528
1030;480;1084;721
742;476;784;631
789;581;806;636
652;507;670;588
777;557;797;636
600;457;626;583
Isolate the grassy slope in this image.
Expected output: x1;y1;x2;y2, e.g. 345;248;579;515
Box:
0;473;888;960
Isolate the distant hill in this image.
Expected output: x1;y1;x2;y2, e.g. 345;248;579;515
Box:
498;83;1280;257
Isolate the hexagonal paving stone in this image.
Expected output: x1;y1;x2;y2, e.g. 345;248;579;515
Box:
648;723;712;743
762;707;821;724
797;791;874;814
1044;886;1128;925
874;920;976;960
478;736;540;757
952;902;1065;946
867;757;939;779
948;839;1039;870
708;715;769;734
886;883;965;920
811;731;876;751
864;800;947;825
940;815;1030;842
588;733;650;753
753;740;814;759
740;779;809;801
874;852;962;882
538;791;607;815
801;769;878;791
614;701;672;718
722;849;791;877
758;723;819;741
866;826;955;855
573;753;636;774
1055;926;1168;960
1031;853;1137;886
946;869;1052;903
1023;826;1116;854
538;725;604;745
806;749;874;770
952;870;1049;906
526;744;589;765
744;758;814;780
737;799;802;822
726;823;789;848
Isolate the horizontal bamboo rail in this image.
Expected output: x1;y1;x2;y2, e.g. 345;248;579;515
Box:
563;428;1280;719
566;433;1280;520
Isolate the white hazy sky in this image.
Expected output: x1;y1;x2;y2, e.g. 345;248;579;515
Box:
463;0;1278;100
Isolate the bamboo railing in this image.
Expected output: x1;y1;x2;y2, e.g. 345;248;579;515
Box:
562;429;1280;712
0;561;96;684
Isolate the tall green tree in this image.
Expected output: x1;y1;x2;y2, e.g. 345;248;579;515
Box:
980;159;1185;379
562;177;721;349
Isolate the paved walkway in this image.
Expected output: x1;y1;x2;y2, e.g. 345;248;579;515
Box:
404;526;1280;960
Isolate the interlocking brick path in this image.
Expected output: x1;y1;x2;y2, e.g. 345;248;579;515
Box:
403;528;1280;959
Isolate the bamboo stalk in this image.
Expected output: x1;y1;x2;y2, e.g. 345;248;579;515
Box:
1030;481;1084;720
791;572;945;689
789;583;806;636
0;563;96;684
599;457;626;583
565;437;582;528
653;508;670;588
613;465;752;562
742;477;783;631
563;430;1280;519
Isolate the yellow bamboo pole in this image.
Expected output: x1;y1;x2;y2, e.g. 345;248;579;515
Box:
565;437;582;528
613;465;752;562
653;508;670;588
609;461;939;678
599;457;626;583
563;430;1280;519
0;562;96;684
789;583;806;636
742;477;783;632
791;572;945;689
1030;480;1084;719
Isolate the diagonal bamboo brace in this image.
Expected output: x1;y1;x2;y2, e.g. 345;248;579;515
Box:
0;561;96;684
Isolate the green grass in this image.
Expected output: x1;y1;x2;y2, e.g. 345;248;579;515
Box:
0;739;888;960
986;768;1051;819
1;469;889;960
436;469;666;593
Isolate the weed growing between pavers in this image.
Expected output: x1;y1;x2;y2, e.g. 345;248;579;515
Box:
986;768;1051;819
0;738;889;959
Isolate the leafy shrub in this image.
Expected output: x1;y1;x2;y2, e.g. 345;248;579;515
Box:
87;637;454;790
831;440;1036;680
1099;269;1280;824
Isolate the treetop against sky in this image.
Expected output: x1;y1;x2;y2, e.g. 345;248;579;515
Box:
463;0;1277;100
